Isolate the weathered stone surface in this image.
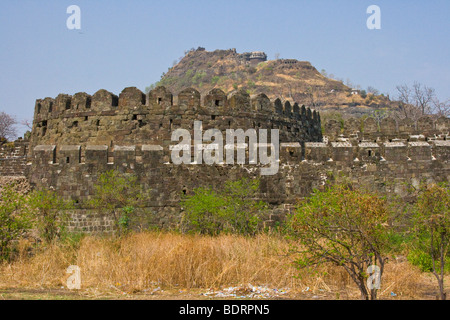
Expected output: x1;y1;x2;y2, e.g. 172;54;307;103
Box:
1;86;448;233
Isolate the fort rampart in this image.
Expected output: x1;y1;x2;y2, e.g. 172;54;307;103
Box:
1;86;449;233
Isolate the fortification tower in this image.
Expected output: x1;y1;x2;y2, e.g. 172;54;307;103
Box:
0;85;448;233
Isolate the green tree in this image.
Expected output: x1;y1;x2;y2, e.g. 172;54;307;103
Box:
360;90;367;99
0;184;32;260
410;183;450;300
289;184;390;300
87;170;150;236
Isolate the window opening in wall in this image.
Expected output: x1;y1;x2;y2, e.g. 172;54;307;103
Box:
112;96;119;107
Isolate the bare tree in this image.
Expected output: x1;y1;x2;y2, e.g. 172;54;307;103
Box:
367;86;380;95
306;86;323;109
345;78;353;88
0;112;17;143
21;119;33;131
394;82;448;121
431;98;450;118
412;82;435;115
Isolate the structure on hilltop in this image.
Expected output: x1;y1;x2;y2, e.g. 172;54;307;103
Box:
238;51;268;65
0;86;449;233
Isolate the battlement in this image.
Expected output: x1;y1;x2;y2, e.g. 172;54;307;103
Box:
323;116;450;141
301;138;449;163
33;87;317;121
29;87;323;155
0;139;29;176
32;137;449;171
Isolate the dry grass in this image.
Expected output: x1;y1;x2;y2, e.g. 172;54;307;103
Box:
0;231;446;299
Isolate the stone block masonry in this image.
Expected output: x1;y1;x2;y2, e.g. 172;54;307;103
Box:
1;85;449;232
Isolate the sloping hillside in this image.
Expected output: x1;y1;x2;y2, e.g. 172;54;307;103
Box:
148;48;392;117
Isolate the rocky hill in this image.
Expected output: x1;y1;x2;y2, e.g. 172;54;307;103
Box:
148;47;393;117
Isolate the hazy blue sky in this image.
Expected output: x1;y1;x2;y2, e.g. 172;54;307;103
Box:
1;0;449;137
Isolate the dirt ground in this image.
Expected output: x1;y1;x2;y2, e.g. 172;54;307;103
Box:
0;276;445;300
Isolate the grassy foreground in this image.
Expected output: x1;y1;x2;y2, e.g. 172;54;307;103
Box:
0;231;446;300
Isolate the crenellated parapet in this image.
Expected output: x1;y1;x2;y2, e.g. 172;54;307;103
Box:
299;138;450;163
32;137;450;176
0;139;29;176
323;115;450;141
29;87;323;155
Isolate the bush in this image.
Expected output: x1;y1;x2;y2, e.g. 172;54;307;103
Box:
181;178;267;236
408;248;434;272
0;184;32;261
27;189;74;244
211;76;220;85
87;170;151;236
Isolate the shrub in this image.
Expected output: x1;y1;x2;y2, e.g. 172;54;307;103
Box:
27;189;74;244
181;178;267;236
87;170;151;236
211;76;220;85
0;184;32;261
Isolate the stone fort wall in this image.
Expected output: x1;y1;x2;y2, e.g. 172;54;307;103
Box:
27;134;449;233
0;139;29;177
1;86;449;233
